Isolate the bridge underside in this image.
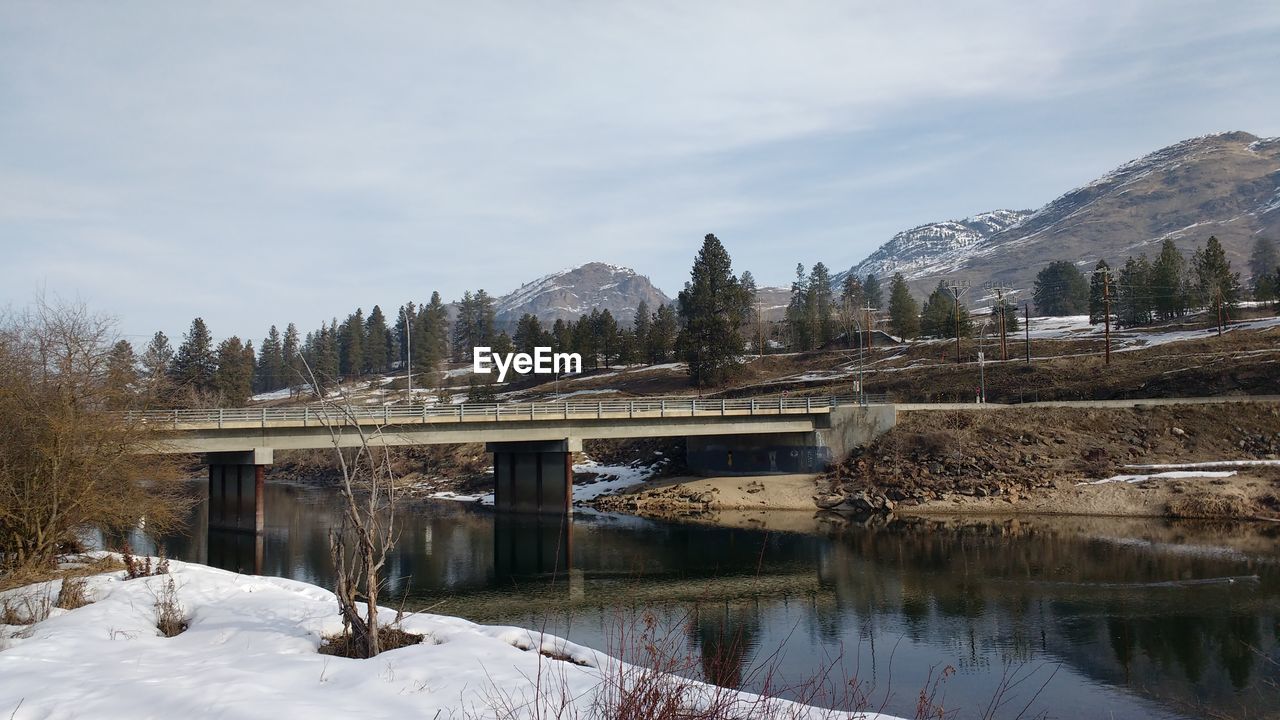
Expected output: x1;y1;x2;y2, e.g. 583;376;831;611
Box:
186;405;896;525
489;440;574;515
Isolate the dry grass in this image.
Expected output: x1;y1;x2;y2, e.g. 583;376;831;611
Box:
1;589;53;625
1166;493;1253;519
55;577;91;610
319;625;424;657
152;576;187;637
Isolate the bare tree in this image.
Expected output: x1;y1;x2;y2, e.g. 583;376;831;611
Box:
301;359;401;658
0;297;187;573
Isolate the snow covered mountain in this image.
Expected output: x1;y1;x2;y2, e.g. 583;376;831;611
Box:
833;210;1032;286
493;262;671;327
839;131;1280;295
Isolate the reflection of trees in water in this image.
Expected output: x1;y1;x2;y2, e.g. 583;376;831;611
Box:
817;516;1280;713
154;483;1280;718
686;600;763;689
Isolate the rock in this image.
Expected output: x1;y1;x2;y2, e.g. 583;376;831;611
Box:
1171;427;1186;436
842;491;877;513
814;493;845;510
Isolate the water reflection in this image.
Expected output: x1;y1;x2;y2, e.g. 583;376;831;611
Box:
132;481;1280;720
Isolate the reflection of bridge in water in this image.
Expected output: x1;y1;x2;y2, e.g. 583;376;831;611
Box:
150;482;1280;719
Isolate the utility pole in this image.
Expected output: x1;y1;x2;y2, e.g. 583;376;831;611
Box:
403;306;413;397
944;280;970;363
986;282;1012;361
1102;270;1112;365
863;305;875;350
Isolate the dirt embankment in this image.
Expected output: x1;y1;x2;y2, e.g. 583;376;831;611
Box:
819;403;1280;520
589;403;1280;522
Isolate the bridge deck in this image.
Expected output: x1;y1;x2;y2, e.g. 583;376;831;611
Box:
129;395;873;431
130;395;888;454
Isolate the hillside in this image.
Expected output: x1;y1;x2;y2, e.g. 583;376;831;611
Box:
841;132;1280;298
492;262;670;327
833;209;1031;287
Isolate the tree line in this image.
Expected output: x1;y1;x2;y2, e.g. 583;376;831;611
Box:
115;233;1277;408
877;235;1276;340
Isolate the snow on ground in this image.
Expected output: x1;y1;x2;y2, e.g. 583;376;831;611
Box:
1123;460;1280;470
1022;313;1280;348
0;557;883;719
429;459;664;506
551;388;622;400
1079;470;1237;486
250;387;294;402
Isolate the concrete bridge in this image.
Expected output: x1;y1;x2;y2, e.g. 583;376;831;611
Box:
128;395;896;536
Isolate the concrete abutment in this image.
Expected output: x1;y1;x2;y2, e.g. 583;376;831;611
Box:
685;404;896;475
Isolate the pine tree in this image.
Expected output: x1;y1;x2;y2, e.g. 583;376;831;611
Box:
396;302;416;367
1117;255;1154;328
1150;239;1188;320
617;329;638;366
838;274;866;347
141;331;175;401
677;234;746;387
920;281;971;339
739;271;762;354
1088;260;1112;325
338;309;365;378
785;263;812;350
422;292;450;375
863;273;884;309
105;340;138;408
169;318;217;394
596;310;619;368
513;313;546;355
317;320;340;388
213;337;253;406
1193;235;1242;313
255;325;284;392
551;318;573;354
632;301;652;355
887;273;920;339
1032;261;1089;316
364;306;390;374
282;323;301;392
574;311;600;369
1249;237;1278;301
648;304;678;363
808;262;835;347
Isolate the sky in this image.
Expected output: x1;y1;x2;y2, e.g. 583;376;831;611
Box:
2;0;1280;344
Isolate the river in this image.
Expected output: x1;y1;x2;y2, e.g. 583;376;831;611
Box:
128;479;1280;719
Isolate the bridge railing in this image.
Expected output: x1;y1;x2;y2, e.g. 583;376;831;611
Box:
123;393;888;428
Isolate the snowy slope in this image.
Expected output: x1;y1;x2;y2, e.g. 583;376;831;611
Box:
493;262;671;326
837;131;1280;296
834;210;1031;284
0;557;896;720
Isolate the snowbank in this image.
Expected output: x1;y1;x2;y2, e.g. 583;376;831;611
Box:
1079;470;1237;486
0;558;886;719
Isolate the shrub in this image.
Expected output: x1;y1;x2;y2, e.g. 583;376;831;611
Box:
56;577;90;610
153;577;187;637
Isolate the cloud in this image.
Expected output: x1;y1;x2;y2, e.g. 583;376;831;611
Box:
1;0;1279;340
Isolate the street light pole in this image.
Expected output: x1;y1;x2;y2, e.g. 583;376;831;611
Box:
404;307;413;397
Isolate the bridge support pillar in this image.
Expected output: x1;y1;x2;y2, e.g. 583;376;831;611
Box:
207;448;273;533
487;439;579;515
